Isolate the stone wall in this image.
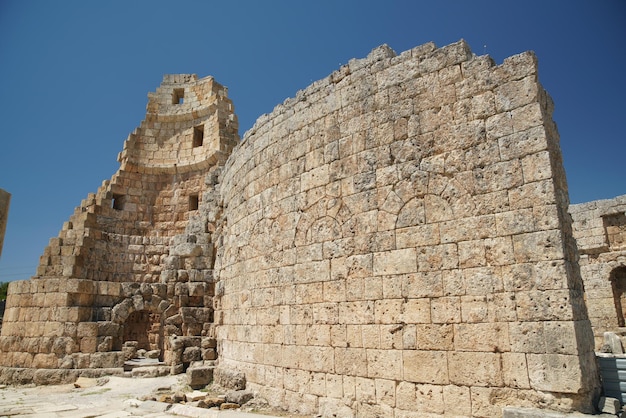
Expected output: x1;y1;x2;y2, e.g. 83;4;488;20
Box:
0;75;237;384
571;194;626;347
0;41;603;416
0;188;10;258
215;41;598;416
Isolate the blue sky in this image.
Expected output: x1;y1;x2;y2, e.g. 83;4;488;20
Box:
0;0;624;282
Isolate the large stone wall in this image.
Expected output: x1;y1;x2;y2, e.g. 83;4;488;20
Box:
0;41;602;416
571;194;626;347
215;41;598;416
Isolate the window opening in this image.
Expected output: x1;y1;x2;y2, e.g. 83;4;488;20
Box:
112;194;125;211
193;125;204;147
172;88;184;104
189;194;199;211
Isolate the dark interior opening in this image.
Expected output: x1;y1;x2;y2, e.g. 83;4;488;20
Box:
112;194;125;211
193;125;204;147
189;194;199;211
172;88;184;104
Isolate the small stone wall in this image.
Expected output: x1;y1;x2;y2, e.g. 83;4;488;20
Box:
571;194;626;347
215;41;599;416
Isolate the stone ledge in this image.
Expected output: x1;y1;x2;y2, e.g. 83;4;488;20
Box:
503;407;614;418
0;366;125;385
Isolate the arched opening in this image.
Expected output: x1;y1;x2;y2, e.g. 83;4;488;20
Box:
123;310;164;359
610;266;626;327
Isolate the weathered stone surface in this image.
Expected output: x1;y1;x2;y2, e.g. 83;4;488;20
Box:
0;40;607;417
225;390;254;405
570;194;626;349
186;366;213;389
214;368;246;391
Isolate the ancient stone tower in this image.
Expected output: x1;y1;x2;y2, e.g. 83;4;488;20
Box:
0;74;238;382
0;41;602;416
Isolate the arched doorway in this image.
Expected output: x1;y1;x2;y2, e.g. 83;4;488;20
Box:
610;266;626;327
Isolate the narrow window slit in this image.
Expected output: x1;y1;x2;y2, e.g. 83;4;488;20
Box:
193;125;204;147
189;194;199;211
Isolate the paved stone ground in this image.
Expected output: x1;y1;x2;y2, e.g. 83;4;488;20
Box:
0;375;295;418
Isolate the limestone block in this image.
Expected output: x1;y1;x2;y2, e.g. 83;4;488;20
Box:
366;349;402;380
403;350;449;384
413;383;445;415
395;381;416;411
512;230;565;263
448;352;503;387
182;346;202;363
598;396;621;414
373;248;417;276
515;290;573;321
454;322;510;353
80;337;98;354
77;322;98;338
32;353;59;369
501;352;530;389
508;179;556;210
442;384;472;416
430;297;461;324
171;243;202;257
89;352;124;368
603;331;624;354
334;347;367;375
187;366;214;389
526;353;584;393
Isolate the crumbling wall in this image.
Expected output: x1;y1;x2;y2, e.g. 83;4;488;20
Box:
215;41;599;416
571;194;626;347
0;75;237;384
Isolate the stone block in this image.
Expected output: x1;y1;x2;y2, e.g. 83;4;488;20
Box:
598;396;621;414
526;353;585;393
403;350;449;385
187;366;214;389
448;352;502;387
77;322;98;338
80;337;98;354
373;248;417;276
214;368;246;390
366;349;402;380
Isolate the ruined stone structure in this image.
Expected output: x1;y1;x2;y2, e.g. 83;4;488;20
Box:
571;195;626;348
0;74;238;382
0;188;10;258
0;41;602;416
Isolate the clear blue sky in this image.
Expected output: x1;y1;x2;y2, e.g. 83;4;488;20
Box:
0;0;624;282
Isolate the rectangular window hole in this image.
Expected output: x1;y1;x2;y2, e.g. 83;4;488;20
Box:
189;194;199;211
193;125;204;147
172;88;184;104
112;194;125;211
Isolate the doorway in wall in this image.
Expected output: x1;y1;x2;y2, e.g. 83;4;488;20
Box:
123;310;164;359
610;266;626;327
